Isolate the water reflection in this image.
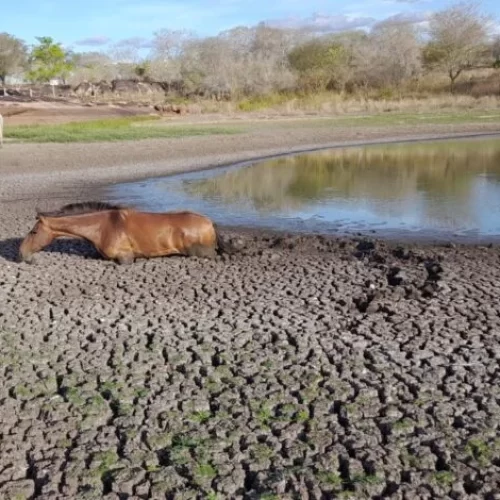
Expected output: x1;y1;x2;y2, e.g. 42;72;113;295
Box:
105;137;500;240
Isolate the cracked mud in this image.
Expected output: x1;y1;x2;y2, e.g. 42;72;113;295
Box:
1;208;500;500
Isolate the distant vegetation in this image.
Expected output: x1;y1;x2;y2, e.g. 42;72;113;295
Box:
1;2;499;109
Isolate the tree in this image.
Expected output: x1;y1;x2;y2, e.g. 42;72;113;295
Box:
181;35;236;96
353;20;422;91
68;51;115;84
134;61;150;79
288;37;350;92
425;2;493;92
27;36;73;83
491;35;500;67
0;32;28;84
148;29;194;81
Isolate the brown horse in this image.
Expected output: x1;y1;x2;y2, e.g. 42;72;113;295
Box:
19;202;230;264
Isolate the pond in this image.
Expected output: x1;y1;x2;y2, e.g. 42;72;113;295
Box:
103;136;500;243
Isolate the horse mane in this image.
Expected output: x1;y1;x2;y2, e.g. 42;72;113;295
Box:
37;201;125;218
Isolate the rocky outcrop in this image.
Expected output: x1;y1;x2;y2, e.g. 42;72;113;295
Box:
2;78;233;103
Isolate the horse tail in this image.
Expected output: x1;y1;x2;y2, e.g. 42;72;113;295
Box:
213;223;237;255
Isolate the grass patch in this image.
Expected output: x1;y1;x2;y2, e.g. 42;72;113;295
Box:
188;410;212;424
317;471;343;487
251;443;275;462
392;418;415;432
238;92;294;111
262;109;500;130
256;404;274;428
63;386;85;406
350;473;385;486
465;437;500;466
92;450;120;475
295;409;310;423
431;471;455;487
5;115;242;143
193;463;217;480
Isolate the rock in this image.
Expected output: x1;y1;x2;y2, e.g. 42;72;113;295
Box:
356;239;376;252
387;266;408;286
393;246;413;260
424;260;444;281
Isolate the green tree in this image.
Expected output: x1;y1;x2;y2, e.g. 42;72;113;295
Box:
491;35;500;68
134;60;150;79
0;32;28;84
27;36;74;83
288;38;350;92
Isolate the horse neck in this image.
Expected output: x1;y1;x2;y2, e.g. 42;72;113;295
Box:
45;212;110;242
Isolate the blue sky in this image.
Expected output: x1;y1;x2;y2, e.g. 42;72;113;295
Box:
2;0;499;52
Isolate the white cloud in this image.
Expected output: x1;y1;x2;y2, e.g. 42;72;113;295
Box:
74;36;111;46
380;11;430;24
267;13;376;32
113;37;154;49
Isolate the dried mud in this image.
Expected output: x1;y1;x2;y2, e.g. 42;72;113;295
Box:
1;122;500;499
1;203;500;499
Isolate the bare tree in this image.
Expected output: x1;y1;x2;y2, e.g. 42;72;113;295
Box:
179;26;298;98
182;35;237;97
425;2;493;92
0;32;28;84
149;29;194;81
354;19;422;91
108;37;150;73
68;51;116;84
252;23;294;69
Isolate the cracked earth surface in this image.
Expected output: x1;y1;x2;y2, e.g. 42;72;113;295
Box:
1;204;500;500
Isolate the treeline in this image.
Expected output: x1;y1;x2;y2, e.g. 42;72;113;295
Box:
1;2;499;99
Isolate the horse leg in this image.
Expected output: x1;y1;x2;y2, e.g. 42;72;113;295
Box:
116;253;135;265
101;231;134;264
187;244;217;259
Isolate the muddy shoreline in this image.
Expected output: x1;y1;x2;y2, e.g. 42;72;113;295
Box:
1;122;500;499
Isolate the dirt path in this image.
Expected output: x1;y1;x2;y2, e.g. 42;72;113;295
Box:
1;117;500;499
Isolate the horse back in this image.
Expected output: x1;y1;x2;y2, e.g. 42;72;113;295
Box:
121;209;216;253
125;210;214;230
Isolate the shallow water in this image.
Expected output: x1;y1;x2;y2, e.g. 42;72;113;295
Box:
103;136;500;242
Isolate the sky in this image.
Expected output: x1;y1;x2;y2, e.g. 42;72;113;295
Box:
2;0;499;53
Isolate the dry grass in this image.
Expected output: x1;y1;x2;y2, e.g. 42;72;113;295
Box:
81;90;166;106
63;92;500;116
68;67;500;117
197;93;500;116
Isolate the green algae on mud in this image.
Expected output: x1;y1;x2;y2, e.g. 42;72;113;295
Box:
4;115;243;143
259;110;500;129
